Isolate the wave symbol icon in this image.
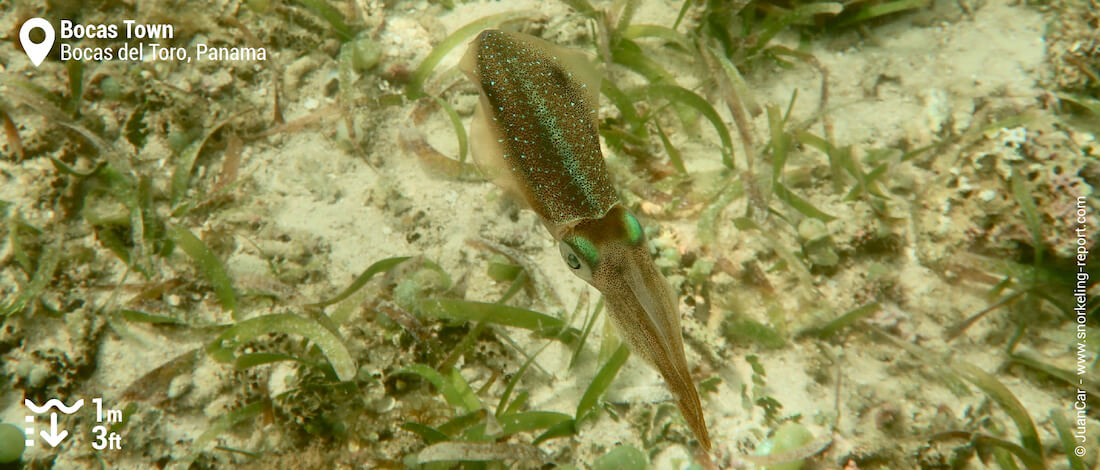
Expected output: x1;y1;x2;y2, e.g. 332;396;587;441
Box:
24;398;84;415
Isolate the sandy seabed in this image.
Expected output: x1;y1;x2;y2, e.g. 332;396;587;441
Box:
0;0;1097;468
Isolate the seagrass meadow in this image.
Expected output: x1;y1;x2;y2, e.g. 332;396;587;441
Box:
0;0;1098;468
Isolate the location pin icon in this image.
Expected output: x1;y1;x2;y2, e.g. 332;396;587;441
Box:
20;18;55;67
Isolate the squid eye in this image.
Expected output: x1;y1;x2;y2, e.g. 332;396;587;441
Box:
621;210;645;245
558;240;594;282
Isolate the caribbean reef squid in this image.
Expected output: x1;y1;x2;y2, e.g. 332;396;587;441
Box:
460;29;712;451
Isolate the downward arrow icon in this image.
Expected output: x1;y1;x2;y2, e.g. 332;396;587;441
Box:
40;413;68;447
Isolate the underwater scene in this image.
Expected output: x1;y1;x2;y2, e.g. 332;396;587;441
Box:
0;0;1098;468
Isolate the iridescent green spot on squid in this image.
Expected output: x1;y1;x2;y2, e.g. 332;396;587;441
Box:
621;210;644;246
565;235;599;268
